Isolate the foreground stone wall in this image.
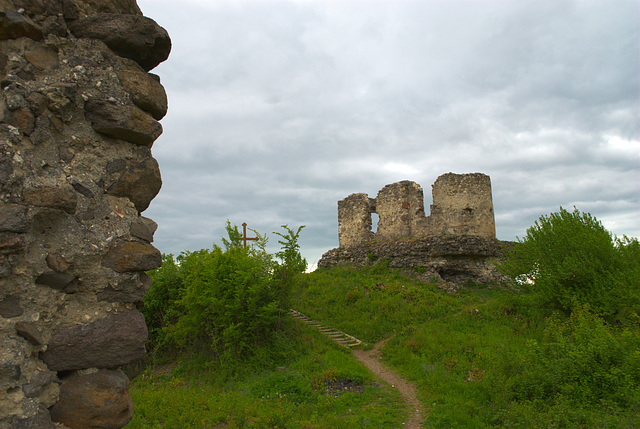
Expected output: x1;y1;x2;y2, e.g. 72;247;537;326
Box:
0;0;169;427
338;173;495;247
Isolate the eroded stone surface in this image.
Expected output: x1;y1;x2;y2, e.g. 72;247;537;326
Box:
49;369;134;429
319;233;509;286
68;13;170;71
106;157;162;212
42;310;148;371
0;0;170;427
102;240;162;272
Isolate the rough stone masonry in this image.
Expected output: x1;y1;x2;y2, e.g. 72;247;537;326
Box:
320;174;507;286
0;0;169;427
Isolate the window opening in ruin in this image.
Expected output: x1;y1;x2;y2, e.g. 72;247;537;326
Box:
371;213;379;233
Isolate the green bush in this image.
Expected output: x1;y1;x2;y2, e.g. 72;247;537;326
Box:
485;304;640;423
143;222;306;363
497;207;640;316
165;246;279;360
143;253;185;354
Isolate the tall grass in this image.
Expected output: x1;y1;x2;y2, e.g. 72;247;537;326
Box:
129;261;640;428
296;262;640;427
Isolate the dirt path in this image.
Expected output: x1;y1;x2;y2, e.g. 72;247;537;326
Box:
352;338;424;429
289;311;424;427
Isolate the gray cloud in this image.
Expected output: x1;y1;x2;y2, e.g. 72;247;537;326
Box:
139;0;639;267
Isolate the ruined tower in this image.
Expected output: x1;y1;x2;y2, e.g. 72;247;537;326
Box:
336;172;496;247
427;173;496;238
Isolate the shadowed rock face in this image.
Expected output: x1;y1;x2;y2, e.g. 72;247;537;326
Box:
0;0;170;427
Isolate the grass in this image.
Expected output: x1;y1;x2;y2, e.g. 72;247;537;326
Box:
127;318;406;429
128;262;640;428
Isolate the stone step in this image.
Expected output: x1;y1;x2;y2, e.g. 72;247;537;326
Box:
289;309;363;349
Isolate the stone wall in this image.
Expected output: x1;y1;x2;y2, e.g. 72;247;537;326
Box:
337;173;495;248
319;235;508;286
327;173;500;285
0;0;169;427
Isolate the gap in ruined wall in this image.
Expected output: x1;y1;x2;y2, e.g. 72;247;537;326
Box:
372;213;380;233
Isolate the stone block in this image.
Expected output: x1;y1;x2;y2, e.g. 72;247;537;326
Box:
102;240;161;272
106;158;162;212
15;321;44;346
0;10;42;41
84;99;163;147
45;253;70;272
130;216;157;242
22;369;56;398
35;271;77;293
23;185;76;213
68;13;170;71
0;335;25;388
98;272;152;303
41;310;148;371
117;60;168;120
49;369;134;429
0;294;23;318
7;405;54;429
24;45;58;70
0;204;27;233
0;232;26;254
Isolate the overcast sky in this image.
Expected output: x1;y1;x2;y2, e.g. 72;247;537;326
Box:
137;0;639;268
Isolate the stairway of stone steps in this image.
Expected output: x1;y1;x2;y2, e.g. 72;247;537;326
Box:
288;309;363;348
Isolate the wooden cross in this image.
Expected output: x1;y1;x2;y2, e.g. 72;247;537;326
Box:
242;222;259;248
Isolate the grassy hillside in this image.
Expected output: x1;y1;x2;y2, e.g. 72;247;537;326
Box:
127;213;640;428
128;263;639;428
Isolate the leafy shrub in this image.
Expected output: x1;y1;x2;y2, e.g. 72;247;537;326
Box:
165;246;279;360
486;304;640;414
143;222;306;362
143;253;185;354
497;207;640;316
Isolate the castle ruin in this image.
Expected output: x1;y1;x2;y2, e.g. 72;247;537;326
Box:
321;173;505;286
338;173;496;247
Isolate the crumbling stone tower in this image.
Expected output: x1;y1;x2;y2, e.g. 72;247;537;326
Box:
427;172;495;237
375;180;428;241
337;173;495;247
0;0;170;427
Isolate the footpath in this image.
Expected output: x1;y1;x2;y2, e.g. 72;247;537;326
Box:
289;310;424;429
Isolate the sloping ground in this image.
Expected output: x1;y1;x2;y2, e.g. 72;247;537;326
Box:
290;310;424;428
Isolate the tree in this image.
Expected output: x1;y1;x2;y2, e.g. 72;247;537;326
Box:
497;207;639;316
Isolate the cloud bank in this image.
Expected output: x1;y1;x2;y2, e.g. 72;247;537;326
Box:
139;0;639;267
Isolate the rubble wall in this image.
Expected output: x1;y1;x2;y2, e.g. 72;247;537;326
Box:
0;0;169;427
337;172;496;247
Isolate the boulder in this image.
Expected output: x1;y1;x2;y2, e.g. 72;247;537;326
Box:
117;60;168;120
68;13;170;71
0;10;42;41
102;240;161;272
23;185;76;214
129;216;157;242
106;158;162;212
49;370;134;429
0;294;23;318
41;310;147;371
0;204;27;233
84;99;162;147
